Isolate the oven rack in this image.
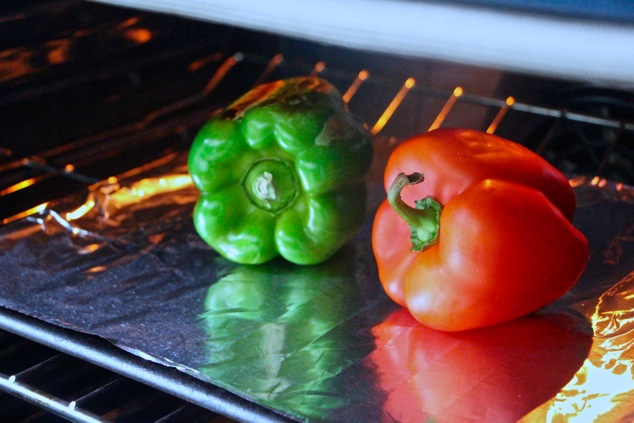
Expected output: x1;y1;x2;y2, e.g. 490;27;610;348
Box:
0;307;286;422
2;49;634;225
0;332;222;423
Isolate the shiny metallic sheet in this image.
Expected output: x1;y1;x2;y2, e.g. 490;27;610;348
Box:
0;151;632;422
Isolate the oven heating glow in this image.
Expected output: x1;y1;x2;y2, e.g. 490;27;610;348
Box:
0;202;48;226
372;77;415;135
524;272;634;422
108;174;193;209
65;199;96;221
0;177;38;196
428;86;463;131
486;96;515;134
59;174;194;224
312;61;326;74
343;70;369;104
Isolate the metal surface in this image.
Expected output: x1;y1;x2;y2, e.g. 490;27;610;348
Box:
0;310;286;422
0;151;632;422
0;326;244;422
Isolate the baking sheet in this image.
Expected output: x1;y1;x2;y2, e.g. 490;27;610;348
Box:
0;151;633;422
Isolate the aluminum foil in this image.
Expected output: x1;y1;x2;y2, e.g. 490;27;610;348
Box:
0;152;632;422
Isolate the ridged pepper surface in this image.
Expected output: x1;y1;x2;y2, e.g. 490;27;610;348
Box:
189;76;372;265
372;128;589;331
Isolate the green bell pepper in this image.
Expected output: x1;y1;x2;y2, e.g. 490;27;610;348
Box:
188;76;373;265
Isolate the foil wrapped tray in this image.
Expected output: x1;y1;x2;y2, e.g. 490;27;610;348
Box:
0;150;632;422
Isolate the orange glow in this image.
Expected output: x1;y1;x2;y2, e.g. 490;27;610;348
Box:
60;174;193;224
591;176;605;186
569;176;587;188
65;199;96;221
188;52;224;72
202;54;242;94
79;244;101;255
521;273;634;422
125;28;152;44
1;202;48;226
372;77;415;135
87;265;107;273
109;174;193;208
47;39;71;65
428;86;462;131
0;177;38;196
120;17;140;27
250;53;285;88
313;61;326;74
0;48;34;82
343;70;369;104
270;53;284;66
486;96;515;134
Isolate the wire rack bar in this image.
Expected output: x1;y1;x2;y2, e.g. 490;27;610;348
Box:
2;50;633;224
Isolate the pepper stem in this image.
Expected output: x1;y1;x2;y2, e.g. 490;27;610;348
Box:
387;172;442;252
242;158;297;215
254;172;278;201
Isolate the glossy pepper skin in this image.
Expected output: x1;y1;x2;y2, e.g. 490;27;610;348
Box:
189;76;372;265
372;128;590;331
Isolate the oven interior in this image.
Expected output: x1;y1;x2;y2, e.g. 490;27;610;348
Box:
1;1;633;422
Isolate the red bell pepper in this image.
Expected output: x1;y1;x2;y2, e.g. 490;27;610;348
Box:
372;128;590;331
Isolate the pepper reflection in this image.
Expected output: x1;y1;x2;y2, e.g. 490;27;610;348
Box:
369;309;592;422
199;250;377;419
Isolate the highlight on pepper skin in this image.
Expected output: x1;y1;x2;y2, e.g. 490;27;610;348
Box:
372;128;590;331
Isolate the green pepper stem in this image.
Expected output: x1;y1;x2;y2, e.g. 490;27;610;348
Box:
387;172;442;252
242;158;298;215
254;171;278;201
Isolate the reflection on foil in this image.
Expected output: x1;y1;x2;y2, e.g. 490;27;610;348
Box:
1;202;49;226
108;174;193;209
43;209;97;238
523;271;634;422
570;176;634;202
19;173;196;255
369;309;592;423
62;173;193;224
199;252;382;421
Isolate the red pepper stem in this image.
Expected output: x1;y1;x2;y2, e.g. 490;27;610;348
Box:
387;172;442;252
